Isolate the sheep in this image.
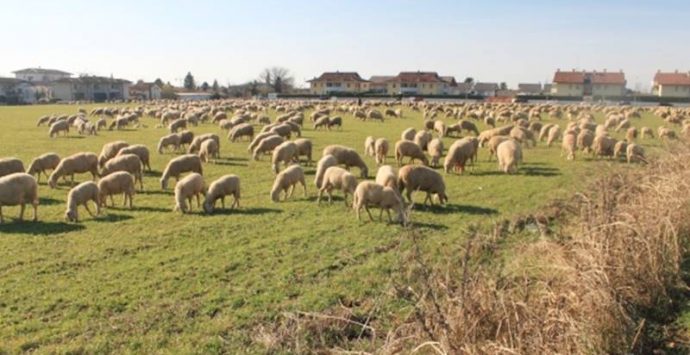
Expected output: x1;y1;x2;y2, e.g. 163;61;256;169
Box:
0;173;38;223
98;171;135;208
160;154;203;189
64;181;100;222
423;120;435;131
459;120;480;136
48;152;99;189
269;124;292;139
367;110;384;121
98;141;129;168
592;135;617;159
613;140;628;160
327;116;343;129
96;118;107;130
271;141;299;174
318;166;358;205
173;173;205;213
168;118;187;133
538;123;556;141
202;175;241;213
395;140;429;166
101;154;144;190
444;138;477;174
253;135;285;161
375;165;398;190
158;133;181;154
433;120;447;137
486;136;511;162
0;158;25;178
37;115;51;126
510;126;536;147
49;120;69;138
108;116;129;131
496;139;522;174
315;154;338;189
576;129;594;153
561;132;577;160
626;127;638;142
117;144;151;172
374;138;389;165
364;136;376;157
288;138;312;166
199;139;220;163
398;165;448;206
658;126;677;140
546;125;561;147
313;115;330;130
626;143;646;164
270;165;306;202
401;128;416;141
640;127;654;139
228;123;254;142
322;145;369;178
188;133;220;154
178;131;194;149
352;181;406;224
414;130;432;150
26;153;60;182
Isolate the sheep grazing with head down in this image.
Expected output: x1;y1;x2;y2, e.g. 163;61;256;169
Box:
658;126;677;140
444;138;477;174
327;116;342;130
364;136;376;157
228;123;254;142
49;120;70;138
98;141;129;168
401;127;416;141
0;173;38;223
271;141;298;174
395;140;428;166
160;154;203;189
315;154;338;189
178;131;194;149
270;165;306;202
375;165;398;190
253;135;285;161
318;166;358;205
374;138;389;165
117;144;151;172
101;153;144;190
188;133;220;154
168;118;187;133
294;138;313;166
0;158;25;178
174;173;205;213
414;130;432;151
313;116;330;130
433;120;447;137
577;129;594;153
352;181;407;224
426;138;444;168
538;123;556;142
486;136;510;162
199;139;220;163
496;139;522;174
64;181;100;222
247;132;276;153
158;133;181;154
48;152;99;189
626;143;646;164
613;140;628;160
546;126;561;147
26;153;60;182
626;127;638;142
398;165;448;206
561;132;577;160
322;145;369;178
592;135;617;159
640;127;654;139
203;175;240;213
98;171;135;208
510;126;536;147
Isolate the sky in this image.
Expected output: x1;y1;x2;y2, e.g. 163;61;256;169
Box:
1;0;688;91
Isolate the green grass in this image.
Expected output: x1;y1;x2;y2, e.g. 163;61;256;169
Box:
0;103;668;353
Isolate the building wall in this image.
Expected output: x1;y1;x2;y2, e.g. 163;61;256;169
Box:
150;86;162;100
51;83;74;101
592;84;625;97
15;72;70;83
309;81;364;95
551;83;583;96
657;85;690;98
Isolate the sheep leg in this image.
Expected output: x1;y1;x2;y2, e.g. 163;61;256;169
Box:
386;209;392;222
220;197;225;209
301;180;307;197
111;195;116;207
378;207;384;221
84;203;95;217
71;174;75;186
187;197;193;211
18;203;25;221
364;206;375;222
196;193;201;208
327;189;333;204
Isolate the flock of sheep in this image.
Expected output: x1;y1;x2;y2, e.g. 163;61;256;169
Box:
0;98;685;226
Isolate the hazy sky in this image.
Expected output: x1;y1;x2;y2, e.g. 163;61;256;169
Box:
1;0;688;90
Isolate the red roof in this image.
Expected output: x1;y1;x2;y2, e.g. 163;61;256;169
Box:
308;72;367;82
553;71;585;84
591;72;626;85
654;72;690;86
553;70;626;85
388;72;445;83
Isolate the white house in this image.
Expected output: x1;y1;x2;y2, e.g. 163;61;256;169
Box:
13;68;71;83
129;81;162;100
51;76;131;102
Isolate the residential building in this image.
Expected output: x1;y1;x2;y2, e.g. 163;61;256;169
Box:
652;71;690;98
12;68;71;83
307;72;369;95
385;71;452;95
367;76;393;94
551;69;626;97
129;81;162;100
473;82;499;97
517;83;543;94
51;76;131;102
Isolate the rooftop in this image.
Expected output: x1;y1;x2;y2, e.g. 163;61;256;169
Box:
654;71;690;86
308;72;367;83
13;68;71;75
54;75;131;84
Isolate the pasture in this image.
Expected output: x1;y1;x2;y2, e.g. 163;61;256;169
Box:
0;102;667;352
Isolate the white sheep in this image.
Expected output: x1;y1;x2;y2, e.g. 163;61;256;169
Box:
64;181;100;222
271;141;298;174
426;138;444;168
98;141;129;168
626;143;646;164
352;181;407;225
101;154;144;190
322;145;369;178
160;154;203;189
375;165;397;190
48;152;99;189
395;140;429;166
294;138;313;166
401;127;416;141
199;138;220;163
98;171;135;208
158;133;181;154
364;136;376;157
253;135;285;161
188;133;220;154
0;173;38;223
315;154;338;189
496;139;522;174
228;123;254;142
174;173;205;213
374;138;389;165
0;158;25;178
270;165;306;202
444;138;477;174
117;144;152;172
26;153;60;182
203;175;241;213
49;120;69;138
398;165;448;206
168;118;187;133
318;166;358;205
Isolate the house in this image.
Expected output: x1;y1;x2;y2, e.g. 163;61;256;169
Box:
51;76;131;102
307;72;369;95
0;77;50;104
453;82;473;95
652;71;690;98
518;83;543;94
367;76;393;94
551;69;626;97
12;68;71;83
129;81;162;100
385;72;452;95
473;82;499;97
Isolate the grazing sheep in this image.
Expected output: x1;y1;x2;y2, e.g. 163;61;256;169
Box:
49;120;70;138
576;130;595;153
26;153;60;182
178;131;194;149
48;152;99;189
160;154;203;189
562;132;577;160
269;124;292;139
658;126;677;140
401;127;417;141
367;110;384;121
510;126;536;147
228;123;254;142
592;135;617;159
98;171;135;208
395;140;429;166
364;136;376;157
398;165;448;206
352;181;406;224
484;116;496;128
96;118;107;130
108;117;129;131
271;141;298;174
98;141;129;168
188;133;220;154
173;173;205;213
315;154;338;189
117;144;151;172
615;119;631;132
546;125;561;147
0;158;25;178
0;173;38;223
496;140;522;174
486;136;511;162
433;120;447;137
101;154;144;190
318;166;358;205
538;123;556;141
203;175;241;213
253;135;285;161
294;138;313;166
375;165;398;190
314;115;330;130
459;120;480;136
444;138;477;174
270;165;306;202
37;115;51;126
327;116;342;130
613;140;628;160
414;130;432;150
374;138;389;165
322;145;369;178
64;181;100;222
640;127;654;139
168;118;187;133
626;127;638;142
158;133;181;154
199;139;220;163
423;120;435;131
626;143;646;164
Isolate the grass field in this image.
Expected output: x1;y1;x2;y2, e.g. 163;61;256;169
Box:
0;102;668;353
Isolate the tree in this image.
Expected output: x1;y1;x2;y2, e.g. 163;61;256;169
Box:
154;78;163;87
464;77;474;84
201;81;209;91
249;80;259;96
161;84;178;100
183;72;196;90
259;67;294;93
212;80;219;92
500;82;508;90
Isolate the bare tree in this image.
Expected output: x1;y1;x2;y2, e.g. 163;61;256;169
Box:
259;67;294;93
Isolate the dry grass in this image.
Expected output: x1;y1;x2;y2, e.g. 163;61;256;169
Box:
263;144;690;354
